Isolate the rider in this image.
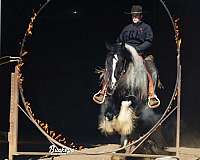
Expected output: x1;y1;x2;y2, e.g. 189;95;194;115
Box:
93;5;160;108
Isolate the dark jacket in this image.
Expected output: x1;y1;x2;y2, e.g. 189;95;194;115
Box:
117;21;153;56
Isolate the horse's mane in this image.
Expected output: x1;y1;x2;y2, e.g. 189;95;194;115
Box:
113;43;148;102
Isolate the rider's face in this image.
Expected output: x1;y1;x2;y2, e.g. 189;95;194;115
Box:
132;14;142;24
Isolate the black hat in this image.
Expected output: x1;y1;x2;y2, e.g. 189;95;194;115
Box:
125;5;143;15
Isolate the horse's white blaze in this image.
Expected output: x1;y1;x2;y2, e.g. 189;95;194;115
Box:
99;101;138;136
111;54;118;88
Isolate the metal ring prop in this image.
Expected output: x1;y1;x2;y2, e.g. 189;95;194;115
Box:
17;0;181;156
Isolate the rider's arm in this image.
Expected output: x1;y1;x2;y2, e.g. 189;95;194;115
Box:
135;25;153;55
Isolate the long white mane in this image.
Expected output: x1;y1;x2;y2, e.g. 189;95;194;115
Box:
123;43;148;100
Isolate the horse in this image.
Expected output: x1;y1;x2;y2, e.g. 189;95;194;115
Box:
98;43;166;159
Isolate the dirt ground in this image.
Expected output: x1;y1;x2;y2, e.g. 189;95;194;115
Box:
40;144;200;160
165;147;200;160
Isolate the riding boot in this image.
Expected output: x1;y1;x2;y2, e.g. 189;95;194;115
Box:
147;72;160;108
93;82;108;104
144;55;160;108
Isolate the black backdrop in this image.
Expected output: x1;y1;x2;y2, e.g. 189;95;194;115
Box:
1;0;200;154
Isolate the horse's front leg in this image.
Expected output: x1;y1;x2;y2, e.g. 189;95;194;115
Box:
120;135;128;147
121;135;136;154
111;135;127;160
112;135;134;160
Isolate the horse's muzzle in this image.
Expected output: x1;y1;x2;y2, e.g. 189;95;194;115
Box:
105;112;115;121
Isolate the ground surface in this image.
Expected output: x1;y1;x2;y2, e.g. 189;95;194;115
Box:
40;144;200;160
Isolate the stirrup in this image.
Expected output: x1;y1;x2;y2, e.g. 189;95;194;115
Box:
148;95;160;108
93;90;106;104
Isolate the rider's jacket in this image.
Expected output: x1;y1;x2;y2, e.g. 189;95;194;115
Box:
117;21;153;56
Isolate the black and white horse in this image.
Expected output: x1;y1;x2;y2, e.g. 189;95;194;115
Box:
98;43;166;157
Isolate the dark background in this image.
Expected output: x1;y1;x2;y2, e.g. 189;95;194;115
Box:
1;0;200;156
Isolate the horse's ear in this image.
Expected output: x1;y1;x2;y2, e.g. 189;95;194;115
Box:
105;42;113;51
121;41;126;50
115;41;125;50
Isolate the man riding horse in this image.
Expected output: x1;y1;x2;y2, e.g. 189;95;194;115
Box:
93;5;160;108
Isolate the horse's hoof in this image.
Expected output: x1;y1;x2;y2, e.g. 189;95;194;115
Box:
111;155;126;160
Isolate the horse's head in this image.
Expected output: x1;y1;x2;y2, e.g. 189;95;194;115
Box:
106;43;148;99
104;43;131;91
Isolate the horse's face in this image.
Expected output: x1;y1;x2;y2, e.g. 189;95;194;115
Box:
105;43;129;90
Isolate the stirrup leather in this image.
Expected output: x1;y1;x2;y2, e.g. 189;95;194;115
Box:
148;95;160;108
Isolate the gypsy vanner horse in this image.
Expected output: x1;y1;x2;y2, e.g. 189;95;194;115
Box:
98;43;166;159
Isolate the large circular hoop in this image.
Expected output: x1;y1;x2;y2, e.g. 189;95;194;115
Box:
17;0;181;156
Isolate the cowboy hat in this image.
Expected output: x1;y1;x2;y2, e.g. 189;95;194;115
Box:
124;5;143;15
